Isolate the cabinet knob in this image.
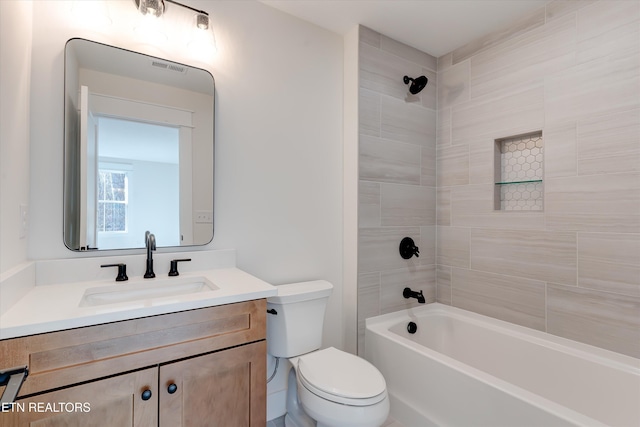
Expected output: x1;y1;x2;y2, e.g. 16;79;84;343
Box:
167;383;178;394
141;389;152;401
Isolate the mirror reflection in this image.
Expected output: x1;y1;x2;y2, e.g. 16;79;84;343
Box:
64;38;214;251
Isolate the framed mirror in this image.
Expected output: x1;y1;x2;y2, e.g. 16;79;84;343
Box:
63;38;214;251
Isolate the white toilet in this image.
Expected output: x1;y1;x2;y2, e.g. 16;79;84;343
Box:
266;280;389;427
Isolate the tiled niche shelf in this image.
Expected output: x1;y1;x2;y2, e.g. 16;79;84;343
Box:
494;131;543;211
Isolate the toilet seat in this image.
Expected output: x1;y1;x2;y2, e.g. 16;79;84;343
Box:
297;347;387;406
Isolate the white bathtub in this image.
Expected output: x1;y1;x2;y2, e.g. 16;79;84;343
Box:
365;303;640;427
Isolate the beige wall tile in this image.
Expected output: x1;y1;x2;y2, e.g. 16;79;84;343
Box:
358;226;421;273
359;25;380;48
470;229;577;285
545;0;596;21
547;283;640;358
358;181;380;228
380;34;437;71
381;183;436;226
545;121;577;178
577;18;639;65
451;268;546;331
577;109;640;176
577;0;640;43
432;0;638;357
545;173;640;233
452;85;544;144
545;54;640;125
421;143;437;187
357;272;381;356
357;27;438;354
450;184;545;229
437;144;469;187
437;226;470;268
359;135;421;184
436;265;452;305
578;232;640;297
419;225;437;265
451;184;503;223
437;52;453;72
381;96;436;145
452;8;546;64
360;42;424;101
438;59;470;109
470;14;576;101
437;187;451;226
359;89;380;137
358;272;381;321
420;69;438;110
437;107;452;147
469;139;494;184
380;265;436;314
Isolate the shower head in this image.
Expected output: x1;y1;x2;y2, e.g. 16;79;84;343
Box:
403;75;428;94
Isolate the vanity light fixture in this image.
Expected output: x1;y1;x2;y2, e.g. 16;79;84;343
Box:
133;0;217;53
188;12;217;54
136;0;165;18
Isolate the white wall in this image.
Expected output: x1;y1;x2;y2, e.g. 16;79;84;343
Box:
0;1;32;274
22;1;344;349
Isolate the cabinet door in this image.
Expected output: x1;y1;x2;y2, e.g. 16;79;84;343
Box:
159;341;266;427
0;367;157;427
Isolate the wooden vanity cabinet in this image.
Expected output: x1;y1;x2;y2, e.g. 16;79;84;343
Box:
159;341;266;427
0;300;267;427
0;367;159;427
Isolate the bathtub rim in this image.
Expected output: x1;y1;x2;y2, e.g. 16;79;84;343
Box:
365;303;639;427
366;303;640;374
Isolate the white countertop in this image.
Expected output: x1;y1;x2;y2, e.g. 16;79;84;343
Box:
0;267;277;340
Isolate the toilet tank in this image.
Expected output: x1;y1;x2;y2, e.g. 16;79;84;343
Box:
266;280;333;358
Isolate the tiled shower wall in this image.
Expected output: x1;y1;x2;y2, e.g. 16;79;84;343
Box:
436;0;640;358
357;26;438;354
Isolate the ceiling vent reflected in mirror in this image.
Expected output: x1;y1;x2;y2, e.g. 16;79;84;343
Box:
150;59;188;73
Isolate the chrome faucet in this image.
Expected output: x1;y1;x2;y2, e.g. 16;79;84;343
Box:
144;231;156;278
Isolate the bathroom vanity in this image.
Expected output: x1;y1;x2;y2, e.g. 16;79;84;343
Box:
0;300;266;426
0;252;276;426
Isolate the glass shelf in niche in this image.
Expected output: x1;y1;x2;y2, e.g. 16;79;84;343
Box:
495;179;543;186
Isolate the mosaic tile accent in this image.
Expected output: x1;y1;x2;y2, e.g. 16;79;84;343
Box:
496;132;544;210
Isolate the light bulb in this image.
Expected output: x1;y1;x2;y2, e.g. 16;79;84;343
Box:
138;0;164;18
188;13;217;56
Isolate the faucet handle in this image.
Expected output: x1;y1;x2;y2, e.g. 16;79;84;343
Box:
399;237;420;259
168;259;192;277
101;263;128;282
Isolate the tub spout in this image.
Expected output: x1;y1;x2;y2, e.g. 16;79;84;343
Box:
403;287;425;303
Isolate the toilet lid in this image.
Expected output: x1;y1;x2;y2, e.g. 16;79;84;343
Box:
297;347;386;401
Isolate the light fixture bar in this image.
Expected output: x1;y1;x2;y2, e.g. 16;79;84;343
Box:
133;0;209;17
165;0;209;17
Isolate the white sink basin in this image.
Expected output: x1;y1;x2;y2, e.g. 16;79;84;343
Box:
79;276;218;307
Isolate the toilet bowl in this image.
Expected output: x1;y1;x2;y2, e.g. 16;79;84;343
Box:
266;281;390;427
290;347;389;427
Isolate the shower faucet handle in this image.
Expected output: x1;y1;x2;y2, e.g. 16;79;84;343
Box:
399;237;420;259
